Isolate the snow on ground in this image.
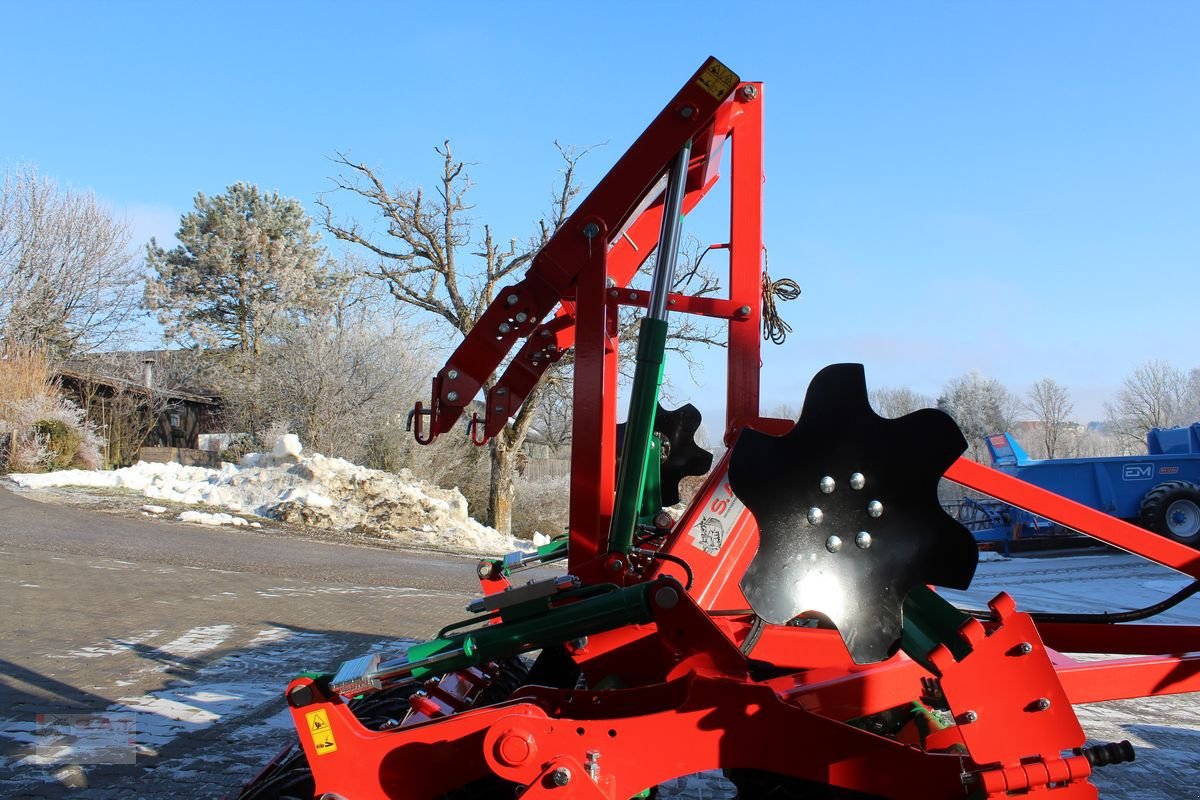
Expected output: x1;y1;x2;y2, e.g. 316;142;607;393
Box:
7;435;531;555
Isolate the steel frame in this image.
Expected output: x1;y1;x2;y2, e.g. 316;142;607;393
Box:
279;57;1199;800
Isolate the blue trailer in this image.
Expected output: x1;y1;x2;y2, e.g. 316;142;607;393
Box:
980;423;1200;548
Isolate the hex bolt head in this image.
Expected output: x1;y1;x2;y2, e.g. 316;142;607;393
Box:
495;387;507;396
1017;642;1034;655
582;223;600;239
540;329;552;337
819;476;836;494
740;85;758;100
825;535;843;553
498;322;512;334
668;298;677;306
737;305;751;316
849;472;866;490
609;289;619;298
679;105;695;118
494;405;505;414
446;391;459;402
962;710;979;724
506;294;519;306
1035;697;1052;711
807;507;824;525
867;500;883;518
515;312;528;323
855;531;872;549
447;369;459;380
550;767;572;786
609;559;624;572
628;292;638;301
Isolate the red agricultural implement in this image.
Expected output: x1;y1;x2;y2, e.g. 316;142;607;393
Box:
240;58;1200;800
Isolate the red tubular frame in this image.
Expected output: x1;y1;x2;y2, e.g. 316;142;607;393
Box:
279;57;1198;800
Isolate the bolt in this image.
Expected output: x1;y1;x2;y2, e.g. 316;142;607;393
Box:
447;369;459;380
498;322;512;334
609;559;624;572
654;586;680;609
582;222;600;240
825;535;843;553
446;391;459;402
628;292;638;301
494;405;505;414
477;560;494;579
740;85;758;100
737;305;751;316
495;387;507;396
540;329;552;337
568;636;588;651
515;312;528;323
506;294;519;306
849;472;865;490
807;507;824;525
550;767;572;787
680;105;695;119
820;476;835;494
585;750;601;781
962;710;978;724
1017;642;1033;655
1035;697;1052;711
867;500;883;518
609;289;619;298
855;531;872;549
668;298;677;306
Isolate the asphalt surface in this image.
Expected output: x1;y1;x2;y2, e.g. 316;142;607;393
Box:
1;483;483;798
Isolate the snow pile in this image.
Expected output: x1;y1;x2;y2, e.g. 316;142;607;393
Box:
7;435;531;555
178;510;259;528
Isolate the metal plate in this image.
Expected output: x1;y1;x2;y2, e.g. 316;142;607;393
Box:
729;363;977;664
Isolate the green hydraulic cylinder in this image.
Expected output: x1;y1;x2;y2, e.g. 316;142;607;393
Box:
609;141;692;556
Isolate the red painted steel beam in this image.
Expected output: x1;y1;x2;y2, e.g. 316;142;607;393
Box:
1055;652;1200;704
947;458;1200;578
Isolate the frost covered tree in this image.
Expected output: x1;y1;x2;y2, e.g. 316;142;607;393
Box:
0;165;141;356
1025;378;1074;458
937;372;1019;462
869;386;934;419
1104;360;1194;452
145;183;330;355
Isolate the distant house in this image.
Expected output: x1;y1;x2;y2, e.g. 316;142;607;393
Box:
56;355;222;467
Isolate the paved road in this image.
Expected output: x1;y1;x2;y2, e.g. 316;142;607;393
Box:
1;484;484;798
2;484;1197;799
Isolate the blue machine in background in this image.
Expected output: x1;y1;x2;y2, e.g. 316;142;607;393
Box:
958;423;1200;550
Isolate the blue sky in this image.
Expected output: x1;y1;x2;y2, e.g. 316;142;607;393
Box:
3;1;1197;425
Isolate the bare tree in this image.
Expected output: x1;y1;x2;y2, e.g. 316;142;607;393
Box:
0;165;142;356
318;142;579;535
318;142;721;535
1104;360;1191;452
937;371;1020;462
869;386;935;419
1025;378;1074;458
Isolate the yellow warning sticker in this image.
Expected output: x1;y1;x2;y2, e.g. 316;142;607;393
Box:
695;58;739;100
306;709;337;756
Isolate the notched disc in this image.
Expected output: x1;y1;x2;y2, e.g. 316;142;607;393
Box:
729;363;977;663
618;402;714;507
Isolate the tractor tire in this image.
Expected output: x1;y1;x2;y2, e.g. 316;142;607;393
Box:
1139;480;1200;547
724;769;885;800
